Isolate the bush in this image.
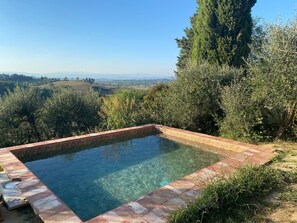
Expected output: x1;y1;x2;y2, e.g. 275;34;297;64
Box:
220;19;297;141
247;19;297;139
0;86;44;147
100;89;146;130
41;88;101;138
219;80;264;142
169;165;282;223
162;62;244;134
142;84;169;124
0;81;16;96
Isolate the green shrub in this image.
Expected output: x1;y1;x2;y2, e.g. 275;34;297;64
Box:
0;81;16;96
41;88;101;138
162;62;244;134
220;19;297;141
0;85;44;147
142;84;169;124
100;89;146;130
247;19;297;140
219;80;264;142
169;166;282;223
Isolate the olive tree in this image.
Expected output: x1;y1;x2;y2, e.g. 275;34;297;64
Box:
247;19;297;139
41;88;101;138
0;86;43;147
220;19;297;141
163;62;244;134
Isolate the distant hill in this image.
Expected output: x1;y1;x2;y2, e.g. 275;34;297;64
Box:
0;73;37;82
0;74;39;96
0;71;174;80
97;78;173;90
0;73;174;97
39;80;116;96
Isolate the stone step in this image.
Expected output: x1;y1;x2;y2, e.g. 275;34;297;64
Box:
0;172;28;210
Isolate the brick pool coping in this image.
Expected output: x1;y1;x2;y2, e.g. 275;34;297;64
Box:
0;124;275;223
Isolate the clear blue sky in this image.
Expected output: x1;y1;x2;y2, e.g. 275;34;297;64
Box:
0;0;296;78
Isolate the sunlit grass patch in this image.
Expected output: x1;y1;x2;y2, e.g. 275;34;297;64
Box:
169;165;283;223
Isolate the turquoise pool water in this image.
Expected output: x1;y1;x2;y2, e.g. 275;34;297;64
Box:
24;134;222;221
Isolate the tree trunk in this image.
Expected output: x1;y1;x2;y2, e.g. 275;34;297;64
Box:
275;101;297;140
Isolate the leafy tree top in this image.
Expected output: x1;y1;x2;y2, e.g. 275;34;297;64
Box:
177;0;256;70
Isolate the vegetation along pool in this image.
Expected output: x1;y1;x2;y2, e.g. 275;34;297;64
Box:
23;134;223;221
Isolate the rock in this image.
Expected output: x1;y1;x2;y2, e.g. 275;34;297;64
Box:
0;173;28;211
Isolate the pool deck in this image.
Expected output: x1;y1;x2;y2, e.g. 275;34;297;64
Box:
0;124;275;223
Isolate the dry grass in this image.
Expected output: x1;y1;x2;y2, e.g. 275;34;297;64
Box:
39;80;116;95
42;81;93;93
256;142;297;223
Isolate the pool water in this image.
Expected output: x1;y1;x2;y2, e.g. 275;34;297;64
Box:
24;134;223;221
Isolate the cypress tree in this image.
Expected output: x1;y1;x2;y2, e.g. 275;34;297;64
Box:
176;0;256;68
175;14;196;70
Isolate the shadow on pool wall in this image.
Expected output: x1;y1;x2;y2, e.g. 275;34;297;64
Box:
12;125;157;162
18;131;155;163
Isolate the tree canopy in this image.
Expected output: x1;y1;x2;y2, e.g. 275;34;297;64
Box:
220;19;297;141
177;0;256;70
0;86;43;147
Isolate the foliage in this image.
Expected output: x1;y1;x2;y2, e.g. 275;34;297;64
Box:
84;78;95;84
175;14;196;71
41;88;101;138
250;18;267;58
281;170;297;184
271;150;289;163
219;79;264;142
0;86;44;147
177;0;256;69
0;81;16;96
247;19;297;139
0;73;37;82
169;165;282;223
280;186;297;202
142;84;169;124
100;89;146;130
220;18;297;141
162;62;244;134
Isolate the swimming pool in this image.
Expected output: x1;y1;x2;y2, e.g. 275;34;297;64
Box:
22;134;223;221
0;125;274;223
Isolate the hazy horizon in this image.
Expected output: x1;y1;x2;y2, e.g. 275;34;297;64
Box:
0;71;175;80
0;69;176;79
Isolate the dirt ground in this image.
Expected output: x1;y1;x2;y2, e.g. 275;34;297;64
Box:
0;204;41;223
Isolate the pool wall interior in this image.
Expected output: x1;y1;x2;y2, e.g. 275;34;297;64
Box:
0;124;275;223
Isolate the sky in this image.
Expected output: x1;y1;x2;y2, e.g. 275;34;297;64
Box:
0;0;296;78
